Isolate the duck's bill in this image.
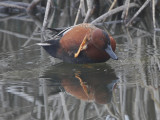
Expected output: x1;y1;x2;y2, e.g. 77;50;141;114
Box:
105;45;118;60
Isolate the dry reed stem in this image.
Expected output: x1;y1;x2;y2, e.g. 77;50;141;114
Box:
83;0;93;23
42;0;52;31
152;0;156;29
0;2;26;10
102;0;117;22
22;27;39;47
0;29;40;41
74;0;84;25
121;0;130;19
109;0;117;11
126;0;151;26
27;0;41;12
0;13;24;22
155;28;160;31
91;3;139;24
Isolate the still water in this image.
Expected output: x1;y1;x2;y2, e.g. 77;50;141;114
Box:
0;1;160;120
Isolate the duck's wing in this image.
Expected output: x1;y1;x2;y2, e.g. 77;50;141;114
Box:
47;26;73;38
56;26;73;37
47;27;66;33
37;26;71;46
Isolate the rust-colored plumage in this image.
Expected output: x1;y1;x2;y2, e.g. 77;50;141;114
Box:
38;23;118;64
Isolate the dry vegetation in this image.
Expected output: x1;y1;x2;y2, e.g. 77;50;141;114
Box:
0;1;160;120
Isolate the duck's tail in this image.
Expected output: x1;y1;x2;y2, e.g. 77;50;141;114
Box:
37;40;60;58
37;42;52;46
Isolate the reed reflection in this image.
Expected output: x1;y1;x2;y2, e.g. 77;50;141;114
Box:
42;63;118;104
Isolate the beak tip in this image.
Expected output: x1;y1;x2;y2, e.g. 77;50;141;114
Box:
112;57;118;60
105;45;118;60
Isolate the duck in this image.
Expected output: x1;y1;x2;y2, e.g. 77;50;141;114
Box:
38;23;118;64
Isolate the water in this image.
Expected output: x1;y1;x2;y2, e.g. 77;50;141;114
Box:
0;1;160;120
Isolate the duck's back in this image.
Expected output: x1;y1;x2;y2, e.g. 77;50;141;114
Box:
60;23;96;52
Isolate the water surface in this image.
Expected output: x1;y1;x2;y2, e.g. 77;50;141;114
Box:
0;1;160;120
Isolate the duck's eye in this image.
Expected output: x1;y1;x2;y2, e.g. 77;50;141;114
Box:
102;31;111;45
108;39;111;45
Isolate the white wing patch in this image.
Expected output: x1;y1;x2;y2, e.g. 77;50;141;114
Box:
62;27;73;35
37;43;52;46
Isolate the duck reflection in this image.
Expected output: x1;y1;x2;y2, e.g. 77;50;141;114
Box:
42;63;118;104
